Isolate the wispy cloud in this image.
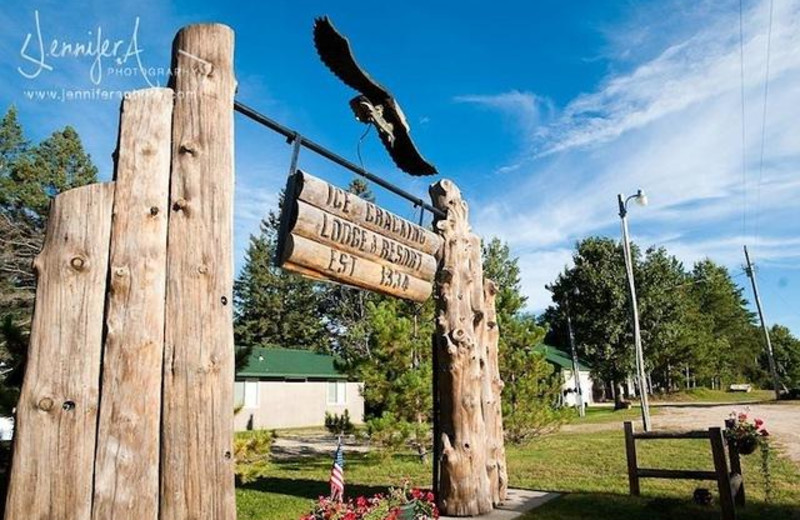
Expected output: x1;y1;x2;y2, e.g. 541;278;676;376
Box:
459;0;800;327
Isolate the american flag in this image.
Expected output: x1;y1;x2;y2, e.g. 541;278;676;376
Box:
329;439;345;500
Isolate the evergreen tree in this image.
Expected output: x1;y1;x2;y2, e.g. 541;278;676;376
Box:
0;107;98;412
482;236;564;442
321;179;379;363
233;199;329;356
355;298;433;458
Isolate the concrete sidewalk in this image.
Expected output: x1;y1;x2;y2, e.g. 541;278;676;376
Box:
441;489;560;519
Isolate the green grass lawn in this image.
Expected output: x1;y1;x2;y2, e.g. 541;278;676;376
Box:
236;412;800;520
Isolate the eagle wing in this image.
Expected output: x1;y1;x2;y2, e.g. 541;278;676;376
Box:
376;111;438;176
313;17;390;101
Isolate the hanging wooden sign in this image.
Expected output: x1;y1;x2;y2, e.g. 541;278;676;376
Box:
276;170;442;302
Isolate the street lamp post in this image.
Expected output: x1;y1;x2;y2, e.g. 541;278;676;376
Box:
618;190;652;432
564;292;585;417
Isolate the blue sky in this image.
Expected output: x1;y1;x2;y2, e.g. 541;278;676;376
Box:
1;0;798;335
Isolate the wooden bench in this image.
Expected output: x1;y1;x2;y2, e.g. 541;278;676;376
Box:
623;421;745;520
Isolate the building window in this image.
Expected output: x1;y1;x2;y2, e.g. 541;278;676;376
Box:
244;380;259;409
327;381;346;405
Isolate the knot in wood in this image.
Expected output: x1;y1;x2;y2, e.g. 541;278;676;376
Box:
196;264;209;275
172;198;188;212
62;400;76;411
70;256;86;271
37;397;54;411
114;266;128;278
149;206;160;216
179;143;198;156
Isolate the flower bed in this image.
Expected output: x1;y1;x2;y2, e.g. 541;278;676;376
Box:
301;484;438;520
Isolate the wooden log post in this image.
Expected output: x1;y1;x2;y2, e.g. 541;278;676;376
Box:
430;179;492;516
92;88;173;520
161;24;236;520
624;421;641;496
481;279;508;505
4;183;115;520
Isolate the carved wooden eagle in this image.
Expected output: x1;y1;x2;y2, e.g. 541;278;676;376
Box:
313;16;438;176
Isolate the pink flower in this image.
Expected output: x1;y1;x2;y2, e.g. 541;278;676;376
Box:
755;418;764;428
738;412;748;421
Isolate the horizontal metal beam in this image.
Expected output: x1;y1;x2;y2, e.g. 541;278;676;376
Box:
233;100;446;220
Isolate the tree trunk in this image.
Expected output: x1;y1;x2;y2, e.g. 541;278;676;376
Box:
430;180;492;516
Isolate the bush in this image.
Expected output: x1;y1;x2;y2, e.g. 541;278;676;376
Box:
325;409;355;436
233;430;273;482
366;412;411;454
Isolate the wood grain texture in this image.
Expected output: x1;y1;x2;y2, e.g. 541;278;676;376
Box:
295;170;443;257
160;24;236;520
281;233;433;302
289;199;437;281
92;88;173;520
481;278;508;505
4;183;115;520
430;179;492;516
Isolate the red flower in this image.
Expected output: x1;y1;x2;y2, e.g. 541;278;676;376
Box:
426;491;435;502
755;418;764;428
761;429;770;437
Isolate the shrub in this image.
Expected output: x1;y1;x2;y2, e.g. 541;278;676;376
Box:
233;430;273;482
325;409;355;436
365;412;411;454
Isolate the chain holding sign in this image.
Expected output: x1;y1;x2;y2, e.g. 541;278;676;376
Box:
276;170;442;302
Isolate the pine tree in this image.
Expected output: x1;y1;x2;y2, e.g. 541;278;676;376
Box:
0;107;98;412
233;198;329;357
321;178;380;363
482;236;564;442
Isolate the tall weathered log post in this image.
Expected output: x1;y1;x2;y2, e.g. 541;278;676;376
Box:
482;279;508;504
431;179;507;516
161;24;236;520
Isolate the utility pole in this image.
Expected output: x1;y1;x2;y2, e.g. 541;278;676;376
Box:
743;245;781;400
565;297;585;417
618;192;652;432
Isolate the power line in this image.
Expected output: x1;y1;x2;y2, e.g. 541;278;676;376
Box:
753;0;775;251
738;0;748;239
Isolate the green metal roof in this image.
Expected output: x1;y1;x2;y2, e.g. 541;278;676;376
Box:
533;343;591;372
235;347;348;381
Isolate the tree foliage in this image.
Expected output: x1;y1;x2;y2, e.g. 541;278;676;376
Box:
544;236;774;397
483;237;565;443
543;237;634;403
0;106;98;412
233;198;329;358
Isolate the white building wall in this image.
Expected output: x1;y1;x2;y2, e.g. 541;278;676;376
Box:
561;370;594;408
233;380;364;431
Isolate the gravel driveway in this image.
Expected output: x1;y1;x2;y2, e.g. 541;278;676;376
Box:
566;402;800;463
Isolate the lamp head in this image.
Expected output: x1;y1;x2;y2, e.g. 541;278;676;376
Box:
635;189;648;207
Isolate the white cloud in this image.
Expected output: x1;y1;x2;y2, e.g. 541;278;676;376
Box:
458;0;800;326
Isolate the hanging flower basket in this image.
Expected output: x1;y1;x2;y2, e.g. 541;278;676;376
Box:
734;435;758;455
725;409;773;503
